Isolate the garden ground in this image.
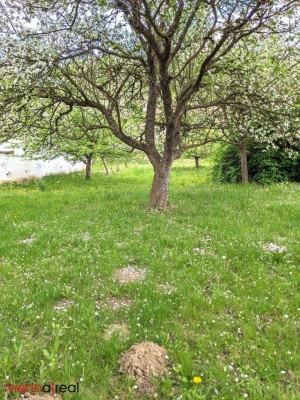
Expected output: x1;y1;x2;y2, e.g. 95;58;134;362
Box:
0;160;299;399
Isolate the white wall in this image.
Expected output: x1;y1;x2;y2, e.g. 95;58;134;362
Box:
0;143;85;183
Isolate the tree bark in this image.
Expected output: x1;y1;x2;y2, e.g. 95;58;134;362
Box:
149;163;171;209
194;156;200;168
240;142;248;184
85;155;92;180
101;157;109;175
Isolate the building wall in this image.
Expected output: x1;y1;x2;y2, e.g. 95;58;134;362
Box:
0;143;84;183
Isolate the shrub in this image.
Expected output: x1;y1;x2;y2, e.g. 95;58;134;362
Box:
212;145;241;183
212;142;300;184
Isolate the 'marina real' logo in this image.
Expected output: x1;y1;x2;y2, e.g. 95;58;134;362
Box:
5;382;80;396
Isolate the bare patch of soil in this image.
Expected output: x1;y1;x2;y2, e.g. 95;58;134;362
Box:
54;298;72;312
20;394;62;399
115;241;127;247
134;227;143;235
193;247;206;254
120;342;168;395
263;242;287;253
19;237;36;244
193;247;215;256
97;296;134;311
157;284;176;294
103;323;130;340
113;266;147;284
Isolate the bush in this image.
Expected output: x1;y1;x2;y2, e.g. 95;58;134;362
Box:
212;142;300;184
212;145;241;183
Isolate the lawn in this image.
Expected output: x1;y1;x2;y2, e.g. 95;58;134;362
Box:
0;160;299;400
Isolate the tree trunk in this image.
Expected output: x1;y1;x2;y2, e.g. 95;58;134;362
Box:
194;156;200;168
149;164;171;209
101;157;109;175
116;160;120;171
124;161;128;168
85;155;92;180
240;142;248;184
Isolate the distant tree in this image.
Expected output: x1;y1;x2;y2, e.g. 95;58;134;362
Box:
20;106;132;180
185;143;214;169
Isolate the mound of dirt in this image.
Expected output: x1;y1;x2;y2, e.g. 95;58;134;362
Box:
120;342;168;394
113;266;147;283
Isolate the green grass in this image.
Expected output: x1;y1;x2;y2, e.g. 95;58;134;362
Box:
0;160;299;399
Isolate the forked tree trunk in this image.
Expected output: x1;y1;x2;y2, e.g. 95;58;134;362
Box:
149;164;171;209
194;156;200;168
85;155;92;180
240;141;248;184
101;157;109;175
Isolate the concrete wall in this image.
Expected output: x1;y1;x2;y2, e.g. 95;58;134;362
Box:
0;143;84;183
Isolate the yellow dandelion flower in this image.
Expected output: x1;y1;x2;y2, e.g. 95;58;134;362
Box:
193;376;202;384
